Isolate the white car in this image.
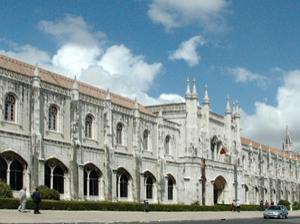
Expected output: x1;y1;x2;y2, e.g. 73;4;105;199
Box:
263;205;288;219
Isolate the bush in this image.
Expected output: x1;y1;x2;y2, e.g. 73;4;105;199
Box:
0;181;13;198
37;185;60;200
278;200;290;209
292;201;300;210
0;198;264;211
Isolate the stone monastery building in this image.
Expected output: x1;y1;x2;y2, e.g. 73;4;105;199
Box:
0;54;299;205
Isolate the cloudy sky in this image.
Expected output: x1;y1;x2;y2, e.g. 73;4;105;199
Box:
1;0;300;151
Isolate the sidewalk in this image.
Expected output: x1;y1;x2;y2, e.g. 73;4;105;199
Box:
1;209;300;224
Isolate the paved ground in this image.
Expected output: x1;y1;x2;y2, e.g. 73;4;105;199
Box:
0;209;300;224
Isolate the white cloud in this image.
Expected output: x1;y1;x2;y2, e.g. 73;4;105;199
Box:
1;15;185;106
80;44;162;99
241;70;300;151
169;35;205;66
148;0;229;31
0;44;50;66
227;67;267;88
39;14;105;47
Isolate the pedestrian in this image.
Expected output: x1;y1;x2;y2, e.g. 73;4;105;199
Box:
260;200;264;210
18;187;27;212
231;200;235;211
31;188;41;214
264;200;269;209
236;199;241;213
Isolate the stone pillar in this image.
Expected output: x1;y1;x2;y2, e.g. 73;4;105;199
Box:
78;164;84;199
206;180;214;205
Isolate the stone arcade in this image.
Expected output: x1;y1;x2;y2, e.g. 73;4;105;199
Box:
0;54;299;205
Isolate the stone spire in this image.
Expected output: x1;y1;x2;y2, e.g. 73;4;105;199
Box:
191;79;197;99
105;88;111;101
134;97;139;110
185;78;191;98
203;84;209;105
235;100;240;118
32;64;40;88
72;76;79;100
283;125;293;151
225;95;231;115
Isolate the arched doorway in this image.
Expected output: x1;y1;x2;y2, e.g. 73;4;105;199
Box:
0;151;27;191
213;176;227;204
144;171;156;201
44;158;68;194
83;163;102;198
116;168;132;200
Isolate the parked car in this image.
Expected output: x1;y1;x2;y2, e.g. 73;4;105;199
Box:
263;205;288;219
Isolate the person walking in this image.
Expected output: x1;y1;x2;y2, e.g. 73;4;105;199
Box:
18;187;27;212
31;188;41;214
236;199;241;213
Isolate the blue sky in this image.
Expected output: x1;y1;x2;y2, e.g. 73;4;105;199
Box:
1;0;300;150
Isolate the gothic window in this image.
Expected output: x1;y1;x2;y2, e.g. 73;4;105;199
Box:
167;178;174;200
53;166;64;193
4;93;16;122
10;159;23;190
85;114;93;138
146;176;153;199
89;170;99;196
143;130;150;150
164;135;171;155
119;173;128;197
116;123;123;145
48;105;58;131
0;156;7;182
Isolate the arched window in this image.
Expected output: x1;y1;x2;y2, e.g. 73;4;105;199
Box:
119;173;128;198
10;159;23;190
53;166;64;193
44;164;51;188
85;114;93;138
167;178;174;200
146;176;153;199
143;130;150;150
0;157;7;182
4;93;16;122
165;135;171;155
48;105;58;130
116;123;123;145
89;170;99;196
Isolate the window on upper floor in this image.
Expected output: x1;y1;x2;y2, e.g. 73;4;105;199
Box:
143;129;150;151
116;122;123;145
165;135;171;155
4;93;16;122
85;114;94;138
48;105;58;131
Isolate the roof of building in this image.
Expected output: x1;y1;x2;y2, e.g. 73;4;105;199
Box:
241;137;299;161
1;54;297;160
0;54;155;117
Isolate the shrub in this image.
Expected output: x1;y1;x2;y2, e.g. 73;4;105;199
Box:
278;200;290;209
292;201;300;210
0;181;13;198
37;185;60;200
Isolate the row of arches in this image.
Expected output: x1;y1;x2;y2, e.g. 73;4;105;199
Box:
0;151;176;201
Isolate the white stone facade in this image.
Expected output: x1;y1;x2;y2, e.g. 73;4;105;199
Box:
0;55;299;205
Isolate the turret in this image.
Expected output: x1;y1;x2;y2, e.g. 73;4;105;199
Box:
283;125;293;152
224;95;232;155
201;84;210;159
185;79;198;156
71;76;79;101
191;79;197;99
32;64;40;88
185;78;191;99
